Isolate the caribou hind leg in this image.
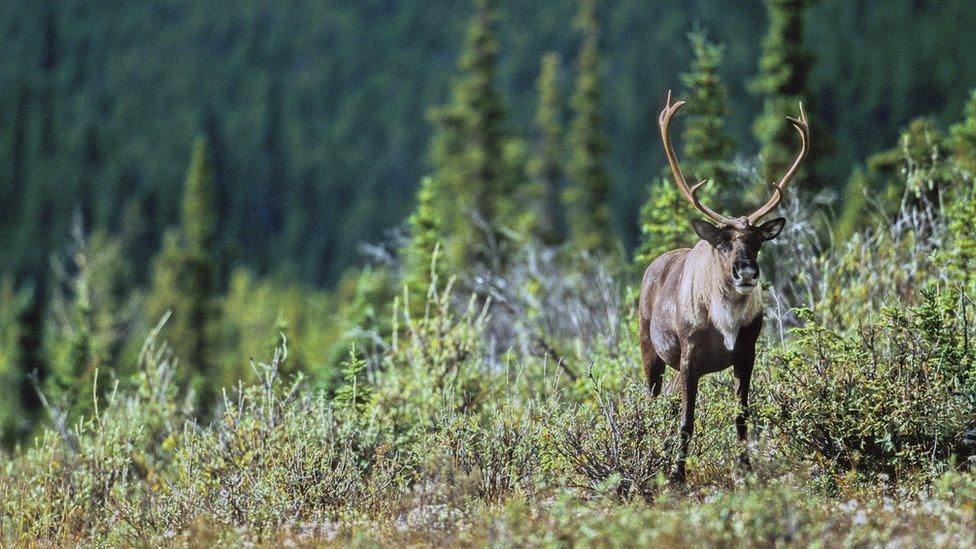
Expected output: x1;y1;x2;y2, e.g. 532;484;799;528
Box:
672;353;700;483
640;315;666;396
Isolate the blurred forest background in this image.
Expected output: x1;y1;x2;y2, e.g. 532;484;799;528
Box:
3;1;976;282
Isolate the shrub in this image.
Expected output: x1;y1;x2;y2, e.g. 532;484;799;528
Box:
135;343;409;543
761;290;975;484
550;378;741;501
417;407;542;503
0;320;185;546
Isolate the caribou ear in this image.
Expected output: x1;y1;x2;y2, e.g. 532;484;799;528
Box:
757;217;786;241
691;218;723;247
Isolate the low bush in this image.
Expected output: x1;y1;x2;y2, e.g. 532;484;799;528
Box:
416;407;542;503
0;322;185;546
760;290;976;484
550;377;742;501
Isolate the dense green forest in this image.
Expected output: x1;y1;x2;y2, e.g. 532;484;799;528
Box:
2;0;976;545
3;1;976;283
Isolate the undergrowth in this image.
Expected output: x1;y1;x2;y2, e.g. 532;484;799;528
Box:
2;196;976;547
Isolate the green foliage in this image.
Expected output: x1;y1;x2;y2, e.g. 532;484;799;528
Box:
564;0;614;255
832;167;873;246
219;268;335;387
751;0;819;186
679;30;736;193
0;323;186;545
7;2;976;282
180;139;217;258
9;6;976;546
632;177;690;272
470;476;976;547
3;244;976;544
427;0;518;272
334;348;371;413
943;96;976;289
419;407;541;502
322;266;398;378
145;138;220;407
403;176;445;317
527;52;566;246
943;182;976;290
44;222;139;419
143;346;406;542
633;30;730;272
0;277;31;444
950;90;976;174
553;382;679;501
761;293;975;484
870;118;954;200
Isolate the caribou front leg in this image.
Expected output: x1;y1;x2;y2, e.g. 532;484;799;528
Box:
732;318;762;469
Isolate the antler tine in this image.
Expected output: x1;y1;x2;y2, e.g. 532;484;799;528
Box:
747;102;810;225
659;91;739;227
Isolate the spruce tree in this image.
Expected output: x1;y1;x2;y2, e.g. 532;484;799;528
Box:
181;138;217;260
45;218;137;419
564;0;614;255
633;177;687;273
404;176;445;316
0;277;30;445
427;0;514;272
832;168;873;246
146;137;219;407
751;0;818;186
634;31;734;274
680;31;736;193
950;90;976;175
528;53;566;246
944;93;976;289
46;223;95;417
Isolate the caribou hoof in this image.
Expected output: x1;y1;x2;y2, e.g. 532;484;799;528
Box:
668;467;687;485
738;451;752;471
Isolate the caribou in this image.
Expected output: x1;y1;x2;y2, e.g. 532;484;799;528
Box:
638;92;809;482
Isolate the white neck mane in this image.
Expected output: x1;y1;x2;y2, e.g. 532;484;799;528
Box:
679;241;764;351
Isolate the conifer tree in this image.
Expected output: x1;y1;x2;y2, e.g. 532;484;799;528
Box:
146;137;219;406
45;218;137;419
528;53;566;246
0;277;30;445
634;31;734;274
751;0;818;186
404;176;445;316
427;0;514;272
945;92;976;288
950;90;976;175
680;31;736;193
832;168;873;246
633;177;687;273
564;0;614;255
47;227;95;415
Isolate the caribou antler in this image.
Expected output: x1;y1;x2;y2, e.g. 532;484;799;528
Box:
658;92;810;227
746;102;809;224
659;91;743;228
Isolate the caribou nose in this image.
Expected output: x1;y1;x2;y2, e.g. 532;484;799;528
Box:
732;261;759;283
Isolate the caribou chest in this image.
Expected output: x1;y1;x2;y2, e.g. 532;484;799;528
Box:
707;290;763;351
679;245;765;353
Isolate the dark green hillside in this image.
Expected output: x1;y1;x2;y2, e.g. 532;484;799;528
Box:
3;1;976;285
